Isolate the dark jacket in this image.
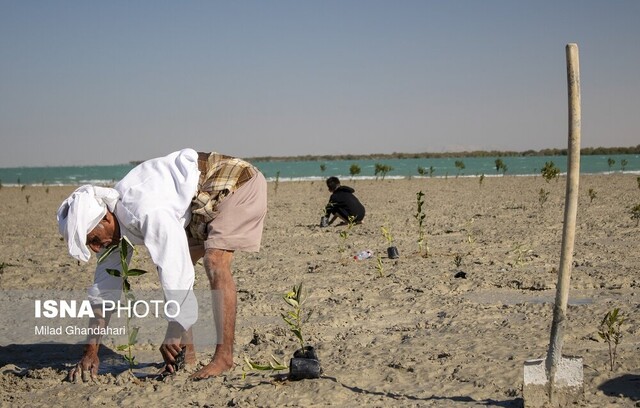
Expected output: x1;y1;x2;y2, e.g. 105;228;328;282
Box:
325;186;365;222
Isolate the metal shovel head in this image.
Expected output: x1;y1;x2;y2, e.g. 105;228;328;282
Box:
523;357;584;407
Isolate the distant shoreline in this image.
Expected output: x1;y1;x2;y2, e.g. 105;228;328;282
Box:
241;145;640;163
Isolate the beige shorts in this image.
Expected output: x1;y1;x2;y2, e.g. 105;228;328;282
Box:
190;171;267;252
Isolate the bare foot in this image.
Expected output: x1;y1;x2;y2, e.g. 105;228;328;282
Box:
190;356;233;380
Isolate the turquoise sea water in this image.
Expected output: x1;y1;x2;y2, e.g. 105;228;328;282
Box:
1;154;639;186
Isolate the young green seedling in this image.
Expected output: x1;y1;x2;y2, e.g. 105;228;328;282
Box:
339;215;356;254
598;308;625;371
454;253;463;269
381;225;393;247
98;236;148;368
510;243;532;266
243;283;311;378
375;255;384;278
538;188;550;208
415;191;428;257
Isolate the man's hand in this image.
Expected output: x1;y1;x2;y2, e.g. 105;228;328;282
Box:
159;321;185;374
67;344;99;382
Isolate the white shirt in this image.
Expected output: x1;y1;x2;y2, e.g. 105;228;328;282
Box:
87;148;200;330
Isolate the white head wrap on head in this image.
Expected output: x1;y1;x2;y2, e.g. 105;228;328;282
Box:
57;185;120;262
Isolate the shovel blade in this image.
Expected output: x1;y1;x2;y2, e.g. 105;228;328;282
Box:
523;357;583;407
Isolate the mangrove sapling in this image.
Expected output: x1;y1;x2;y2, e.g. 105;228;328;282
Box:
620;159;628;172
495;158;507;175
541;161;560;183
375;255;385;278
453;253;463;269
98;236;148;368
274;171;280;195
349;164;361;180
320;163;326;174
381;225;399;259
538;188;550;208
429;166;435;177
417;166;426;176
454;160;465;177
464;218;475;244
510;243;532;266
243;283;318;378
415;191;429;257
479;174;485;187
631;203;640;226
636;176;640;190
607;157;615;172
338;215;356;254
374;163;393;180
598;308;625;371
588;188;597;203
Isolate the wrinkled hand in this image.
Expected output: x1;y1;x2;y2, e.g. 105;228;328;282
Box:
159;321;185;374
159;342;184;374
67;348;99;382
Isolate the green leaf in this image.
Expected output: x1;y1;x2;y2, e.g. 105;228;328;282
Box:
126;268;147;277
116;344;129;351
129;327;139;345
97;245;119;264
122;235;136;251
243;355;288;372
283;297;299;308
105;268;121;277
120;239;128;260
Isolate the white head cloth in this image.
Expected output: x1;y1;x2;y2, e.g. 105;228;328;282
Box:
57;185;120;262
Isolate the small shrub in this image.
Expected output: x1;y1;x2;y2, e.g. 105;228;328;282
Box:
349;164;361;179
541;161;560;183
453;253;463;268
620;159;628;172
374;163;393;180
495;159;507;175
454;160;465;177
478;174;485;187
588;188;597;203
598;308;625;371
607;157;615;171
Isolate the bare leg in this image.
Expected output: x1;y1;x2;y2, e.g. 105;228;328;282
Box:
190;248;236;379
182;328;196;365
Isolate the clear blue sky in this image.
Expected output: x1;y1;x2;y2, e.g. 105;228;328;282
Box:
1;1;639;167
